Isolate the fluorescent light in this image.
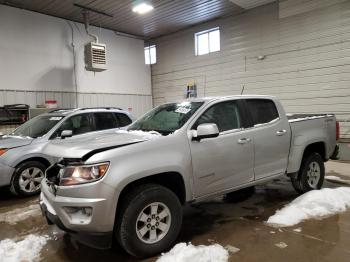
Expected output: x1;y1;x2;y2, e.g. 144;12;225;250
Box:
132;3;154;14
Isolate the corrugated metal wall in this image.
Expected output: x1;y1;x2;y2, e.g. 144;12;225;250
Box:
0;5;153;123
0;90;152;118
151;1;350;139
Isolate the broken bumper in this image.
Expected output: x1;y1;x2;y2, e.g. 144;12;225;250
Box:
39;179;115;249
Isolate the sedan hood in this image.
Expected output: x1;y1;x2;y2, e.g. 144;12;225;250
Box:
43;130;162;160
0;135;34;149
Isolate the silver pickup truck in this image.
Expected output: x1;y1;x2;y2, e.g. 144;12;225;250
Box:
40;95;339;258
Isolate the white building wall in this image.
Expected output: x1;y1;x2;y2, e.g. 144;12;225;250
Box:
152;1;350;138
0;5;152;117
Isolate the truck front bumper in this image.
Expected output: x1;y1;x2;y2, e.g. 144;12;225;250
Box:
39;179;117;249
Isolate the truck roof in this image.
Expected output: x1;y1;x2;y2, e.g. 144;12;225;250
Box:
184;95;277;103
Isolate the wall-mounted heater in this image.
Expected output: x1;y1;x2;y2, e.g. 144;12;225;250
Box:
80;6;109;72
84;42;107;72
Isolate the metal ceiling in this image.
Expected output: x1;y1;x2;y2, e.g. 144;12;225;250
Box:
0;0;275;39
229;0;276;9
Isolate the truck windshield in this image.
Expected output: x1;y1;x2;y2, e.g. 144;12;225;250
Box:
11;115;64;138
128;101;204;135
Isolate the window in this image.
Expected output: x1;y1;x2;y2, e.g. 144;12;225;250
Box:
193;101;241;132
144;45;156;65
195;27;220;56
128;102;204;135
52;114;92;138
246;99;279;126
12;115;64;138
93;113;117;131
115;113;132;127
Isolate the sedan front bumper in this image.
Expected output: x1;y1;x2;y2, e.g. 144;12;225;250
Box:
0;162;15;187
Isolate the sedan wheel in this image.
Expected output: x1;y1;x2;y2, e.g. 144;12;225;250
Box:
11;161;47;196
19;167;44;193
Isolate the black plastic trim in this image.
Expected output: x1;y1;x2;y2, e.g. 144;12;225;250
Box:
81;141;144;161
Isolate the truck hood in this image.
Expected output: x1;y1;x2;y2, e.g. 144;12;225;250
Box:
43;130;162;160
0;135;34;149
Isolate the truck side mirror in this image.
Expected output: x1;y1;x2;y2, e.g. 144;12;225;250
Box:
193;123;219;141
61;130;73;139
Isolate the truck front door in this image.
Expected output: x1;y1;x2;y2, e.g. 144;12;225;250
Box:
189;100;255;197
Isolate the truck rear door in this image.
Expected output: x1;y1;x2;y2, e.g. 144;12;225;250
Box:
244;99;291;180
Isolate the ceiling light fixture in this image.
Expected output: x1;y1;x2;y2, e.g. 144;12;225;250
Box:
132;2;154;14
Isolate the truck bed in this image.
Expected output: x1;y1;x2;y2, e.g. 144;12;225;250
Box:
286;113;337;173
287;113;334;123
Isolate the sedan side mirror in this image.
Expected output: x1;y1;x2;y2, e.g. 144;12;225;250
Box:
193;123;219;141
61;130;73;139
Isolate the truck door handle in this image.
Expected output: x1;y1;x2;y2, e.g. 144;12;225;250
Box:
276;130;287;136
238;138;251;144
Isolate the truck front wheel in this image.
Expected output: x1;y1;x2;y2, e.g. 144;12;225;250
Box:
116;184;183;258
291;152;325;194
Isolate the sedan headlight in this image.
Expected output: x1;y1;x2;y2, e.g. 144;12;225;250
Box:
59;162;109;186
0;148;7;156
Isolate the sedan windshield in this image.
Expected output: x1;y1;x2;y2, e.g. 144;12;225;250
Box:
11;115;64;138
128;102;204;135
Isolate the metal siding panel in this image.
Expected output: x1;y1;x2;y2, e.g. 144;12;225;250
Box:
152;1;350;138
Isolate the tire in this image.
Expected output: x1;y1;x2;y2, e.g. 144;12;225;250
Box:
292;152;325;194
116;184;183;258
291;176;302;194
10;161;46;197
224;186;255;203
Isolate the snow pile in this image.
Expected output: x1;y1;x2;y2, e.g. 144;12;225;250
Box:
116;130;162;140
267;187;350;227
157;243;229;262
0;204;41;225
0;234;48;262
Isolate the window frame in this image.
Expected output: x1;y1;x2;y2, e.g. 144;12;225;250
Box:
49;113;93;139
144;45;156;65
190;99;248;134
243;99;280;129
194;27;220;56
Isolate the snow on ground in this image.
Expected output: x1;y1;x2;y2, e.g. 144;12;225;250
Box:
156;243;229;262
0;204;41;225
267;187;350;227
0;234;48;262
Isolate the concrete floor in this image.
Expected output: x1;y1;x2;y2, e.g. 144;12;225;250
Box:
0;161;349;262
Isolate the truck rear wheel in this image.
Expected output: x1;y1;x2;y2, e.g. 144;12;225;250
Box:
291;152;325;194
116;184;182;258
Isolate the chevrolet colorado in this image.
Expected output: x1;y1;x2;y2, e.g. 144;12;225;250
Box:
40;95;339;257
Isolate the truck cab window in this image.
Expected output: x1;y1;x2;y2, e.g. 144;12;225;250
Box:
246;99;279;126
194;101;241;132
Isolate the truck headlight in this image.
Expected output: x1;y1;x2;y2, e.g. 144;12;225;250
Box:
59;162;109;186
